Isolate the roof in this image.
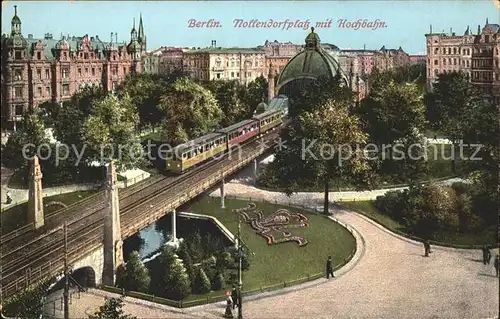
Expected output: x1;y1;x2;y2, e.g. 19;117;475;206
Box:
253;108;282;120
185;47;265;54
217;119;257;134
267;95;289;110
172;132;224;154
1;35;115;60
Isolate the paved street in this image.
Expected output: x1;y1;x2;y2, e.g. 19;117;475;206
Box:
50;180;499;319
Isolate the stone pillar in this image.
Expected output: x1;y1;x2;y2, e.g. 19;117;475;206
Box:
102;160;123;286
253;159;258;184
220;178;225;209
171;209;177;243
27;155;44;229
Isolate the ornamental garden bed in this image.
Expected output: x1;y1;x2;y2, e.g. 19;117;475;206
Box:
182;196;356;299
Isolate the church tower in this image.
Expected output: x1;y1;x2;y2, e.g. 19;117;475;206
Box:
138;13;147;53
127;18;142;72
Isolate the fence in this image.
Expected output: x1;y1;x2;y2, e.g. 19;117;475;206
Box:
100;197;358;309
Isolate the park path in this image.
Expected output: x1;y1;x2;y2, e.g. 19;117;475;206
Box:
1;183;101;210
50;179;499;319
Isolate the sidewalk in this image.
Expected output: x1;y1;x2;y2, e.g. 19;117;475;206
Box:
1;183;101;210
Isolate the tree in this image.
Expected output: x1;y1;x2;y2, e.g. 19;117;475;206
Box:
158;77;222;144
89;297;136;319
357;80;428;182
424;72;481;172
164;254;191;300
244;76;268;113
115;251;150;292
271;76;373;214
2;112;48;170
212;271;225;291
205;80;250;127
3;279;52;318
81;92;142;170
194;268;211;294
177;242;196;290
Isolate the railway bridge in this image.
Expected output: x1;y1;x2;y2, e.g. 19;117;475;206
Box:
1;132;279;300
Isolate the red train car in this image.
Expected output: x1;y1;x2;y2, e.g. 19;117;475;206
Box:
217;119;259;148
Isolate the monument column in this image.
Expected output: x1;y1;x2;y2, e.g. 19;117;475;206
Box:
102;160;123;286
27;155;44;229
220;178;226;209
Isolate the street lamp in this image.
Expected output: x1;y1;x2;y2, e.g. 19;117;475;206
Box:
237;217;243;319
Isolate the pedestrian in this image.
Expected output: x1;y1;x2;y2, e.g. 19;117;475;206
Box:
494;255;499;277
326;256;335;279
486;247;492;264
231;286;238;309
224;293;234;318
424;239;431;257
482;245;488;264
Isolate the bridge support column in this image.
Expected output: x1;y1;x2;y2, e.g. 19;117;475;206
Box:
253;159;258;185
28;155;44;229
166;209;180;249
102;160;123;286
220;178;225;209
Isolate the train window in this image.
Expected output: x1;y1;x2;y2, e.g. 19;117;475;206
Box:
182;153;187;159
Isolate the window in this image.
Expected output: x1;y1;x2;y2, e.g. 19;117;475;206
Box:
236;72;240;77
112;66;118;76
46;86;51;96
62;84;69;95
453;48;457;54
85;68;88;74
78;68;82;76
467;60;470;67
434;69;438;75
443;59;446;65
434;59;438;65
92;68;95;76
453;58;457;65
63;52;68;58
231;72;234;78
15;51;22;59
37;87;42;97
231;61;235;67
62;68;69;78
45;69;50;79
485;35;490;43
14;69;22;81
15;105;24;116
14;87;23;98
247;72;251;77
216;73;221;79
84;52;89;59
123;67;126;74
37;69;42;80
37;52;41;60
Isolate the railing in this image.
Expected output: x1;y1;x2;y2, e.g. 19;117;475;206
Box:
2;135;278;298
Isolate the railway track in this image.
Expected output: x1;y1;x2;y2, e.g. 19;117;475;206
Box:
1;132;278;297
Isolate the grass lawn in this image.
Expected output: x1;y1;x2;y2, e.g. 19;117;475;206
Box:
181;196;356;301
1;190;98;234
341;200;497;247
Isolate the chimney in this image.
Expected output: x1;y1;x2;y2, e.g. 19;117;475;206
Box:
115;32;117;43
91;36;95;41
211;40;216;48
111;32;114;43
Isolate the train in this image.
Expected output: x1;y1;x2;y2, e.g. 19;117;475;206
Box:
166;107;286;173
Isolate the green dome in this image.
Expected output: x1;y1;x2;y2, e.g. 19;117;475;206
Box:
276;28;347;96
12;15;21;24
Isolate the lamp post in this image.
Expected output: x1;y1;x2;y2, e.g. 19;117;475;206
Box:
237;217;243;319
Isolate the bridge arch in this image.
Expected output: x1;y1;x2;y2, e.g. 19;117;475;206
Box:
71;266;97;288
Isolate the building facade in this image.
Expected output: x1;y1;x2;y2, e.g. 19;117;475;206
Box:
1;6;147;129
183;41;266;85
425;20;499;102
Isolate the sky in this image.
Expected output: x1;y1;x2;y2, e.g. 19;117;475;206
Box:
1;1;498;54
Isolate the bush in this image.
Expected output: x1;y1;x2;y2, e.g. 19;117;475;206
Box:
115;251;150;293
165;255;191;300
194;268;211;294
212;271;225;291
201;256;217;282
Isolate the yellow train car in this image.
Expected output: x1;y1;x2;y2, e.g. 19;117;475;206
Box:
166;133;227;173
253;108;285;135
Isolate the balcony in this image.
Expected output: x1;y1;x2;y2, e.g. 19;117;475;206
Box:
212;66;224;72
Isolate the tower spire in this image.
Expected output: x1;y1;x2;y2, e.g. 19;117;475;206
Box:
429;24;432;34
138;13;144;39
14;5;17;16
486;17;489;25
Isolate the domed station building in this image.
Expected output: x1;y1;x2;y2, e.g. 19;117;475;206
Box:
275;27;349;98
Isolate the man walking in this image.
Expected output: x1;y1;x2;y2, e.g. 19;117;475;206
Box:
486;247;492;264
231;286;238;310
424;239;431;257
494;255;499;277
326;256;335;279
482;245;488;264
